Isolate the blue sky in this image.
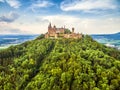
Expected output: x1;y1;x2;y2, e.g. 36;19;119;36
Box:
0;0;120;34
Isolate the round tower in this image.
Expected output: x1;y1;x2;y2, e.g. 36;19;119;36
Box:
53;25;56;29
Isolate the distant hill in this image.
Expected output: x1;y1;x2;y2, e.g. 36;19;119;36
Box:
0;35;38;49
115;32;120;35
0;35;120;90
92;32;120;40
91;32;120;49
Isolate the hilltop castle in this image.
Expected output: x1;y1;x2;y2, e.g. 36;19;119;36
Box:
45;23;82;39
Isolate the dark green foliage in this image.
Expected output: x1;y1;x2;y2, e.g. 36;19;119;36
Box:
64;29;71;34
35;34;45;40
0;35;120;90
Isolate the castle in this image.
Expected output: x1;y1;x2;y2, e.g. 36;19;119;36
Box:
45;23;82;39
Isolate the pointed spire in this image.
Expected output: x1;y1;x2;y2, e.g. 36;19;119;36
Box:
72;27;74;33
48;22;52;28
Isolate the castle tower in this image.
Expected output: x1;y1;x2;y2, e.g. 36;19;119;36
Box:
48;22;52;29
48;22;52;34
72;27;74;34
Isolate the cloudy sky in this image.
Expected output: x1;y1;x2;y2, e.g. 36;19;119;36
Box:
0;0;120;34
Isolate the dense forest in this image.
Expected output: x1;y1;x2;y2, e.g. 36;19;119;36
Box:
0;35;120;90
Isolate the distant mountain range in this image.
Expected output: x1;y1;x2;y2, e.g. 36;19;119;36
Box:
92;32;120;40
91;32;120;49
0;35;38;49
0;32;120;50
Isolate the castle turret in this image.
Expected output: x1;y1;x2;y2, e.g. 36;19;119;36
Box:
53;25;56;29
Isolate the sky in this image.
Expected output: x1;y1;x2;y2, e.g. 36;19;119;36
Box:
0;0;120;34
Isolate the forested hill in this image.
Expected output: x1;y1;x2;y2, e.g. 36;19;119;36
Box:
0;35;120;90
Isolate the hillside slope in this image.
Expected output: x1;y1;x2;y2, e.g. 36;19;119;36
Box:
0;35;120;90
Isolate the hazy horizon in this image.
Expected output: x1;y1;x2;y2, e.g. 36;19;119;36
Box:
0;0;120;34
0;32;119;35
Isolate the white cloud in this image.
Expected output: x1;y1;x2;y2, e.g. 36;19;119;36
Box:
0;12;19;23
6;0;21;8
0;0;4;2
30;0;54;11
0;14;120;34
60;0;117;12
32;1;53;8
0;22;31;34
0;17;48;34
41;15;120;34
